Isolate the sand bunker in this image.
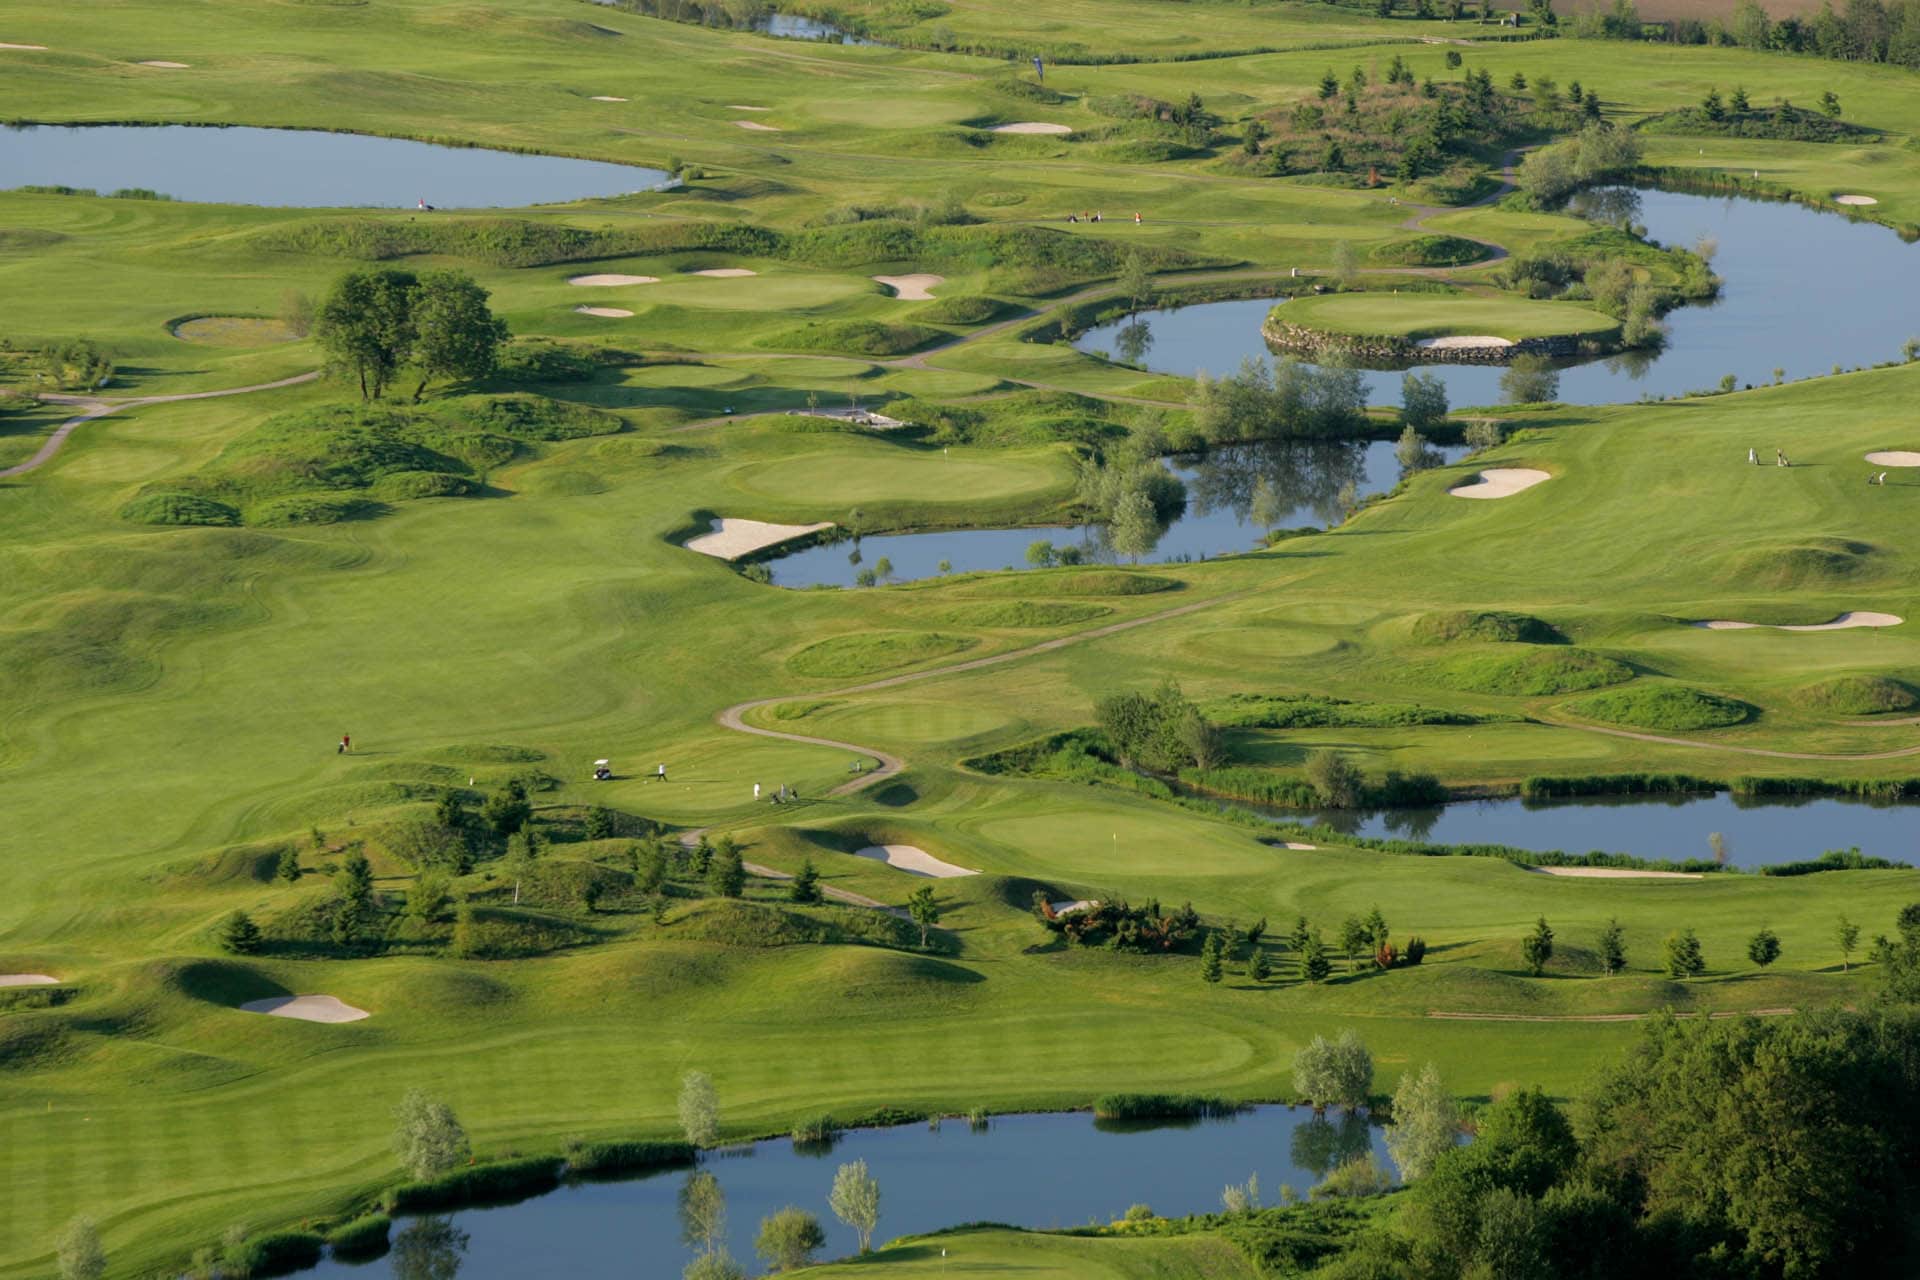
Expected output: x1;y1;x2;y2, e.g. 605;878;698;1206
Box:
728;104;771;111
0;42;49;50
686;517;833;560
734;120;781;132
590;95;628;102
1865;451;1920;467
1527;866;1702;880
1416;335;1514;350
792;408;906;430
1449;467;1550;499
0;974;60;987
873;274;944;301
1693;612;1902;632
1835;194;1879;206
1050;900;1096;916
575;306;633;318
1281;841;1318;851
853;844;979;878
138;60;190;67
691;268;758;277
568;273;657;286
992;122;1073;135
240;995;369;1023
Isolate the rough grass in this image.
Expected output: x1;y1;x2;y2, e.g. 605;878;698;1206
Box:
934;601;1112;628
1566;684;1754;731
787;631;978;678
1423;649;1634;696
1366;235;1493;268
962;571;1177;597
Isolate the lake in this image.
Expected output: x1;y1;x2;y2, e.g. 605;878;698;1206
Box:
1297;792;1920;868
762;437;1465;587
1075;187;1920;406
301;1105;1388;1278
0;125;672;208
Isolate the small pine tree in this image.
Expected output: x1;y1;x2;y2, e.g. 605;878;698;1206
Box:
708;839;746;899
1303;930;1332;983
789;858;821;904
218;910;263;955
1200;930;1225;984
1748;927;1781;968
1836;915;1860;971
1597;917;1626;976
276;846;302;885
1665;927;1706;979
1249;947;1271;982
1521;916;1554;976
583;806;616;840
907;885;941;949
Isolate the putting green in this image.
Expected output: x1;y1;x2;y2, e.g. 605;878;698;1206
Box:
1277;293;1621;341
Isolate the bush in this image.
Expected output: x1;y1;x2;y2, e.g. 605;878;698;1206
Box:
440;393;624;441
1759;847;1912;876
1566;685;1751;731
118;492;243;527
1368;235;1491;268
1411;610;1563;646
325;1215;391;1258
225;1231;325;1277
1093;1092;1234;1121
564;1138;695;1176
386;1156;563;1212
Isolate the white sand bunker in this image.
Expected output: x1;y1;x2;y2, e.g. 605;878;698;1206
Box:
590;95;628;102
575;306;633;318
1835;194;1879;206
993;122;1073;135
1449;468;1550;499
853;844;978;878
1281;841;1317;851
1050;900;1097;916
240;995;369;1023
873;274;943;300
1527;866;1701;880
1416;335;1514;350
138;60;190;68
791;407;906;430
0;974;60;987
1865;451;1920;467
686;517;833;560
734;120;781;132
1693;612;1902;632
0;42;49;50
691;268;757;277
569;273;657;286
728;104;771;111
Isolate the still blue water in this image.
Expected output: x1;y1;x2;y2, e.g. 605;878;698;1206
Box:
0;125;672;208
303;1106;1387;1277
1303;792;1919;868
1076;187;1920;406
764;438;1464;587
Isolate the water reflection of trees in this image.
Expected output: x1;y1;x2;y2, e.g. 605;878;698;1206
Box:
1567;185;1642;230
1116;319;1154;367
1290;1111;1375;1181
1179;440;1371;529
391;1216;468;1280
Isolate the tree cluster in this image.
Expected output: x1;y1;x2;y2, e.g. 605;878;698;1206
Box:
1094;678;1226;773
1032;893;1202;953
1189;355;1368;444
316;269;509;402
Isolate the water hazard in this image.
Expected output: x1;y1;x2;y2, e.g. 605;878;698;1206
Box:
1075;187;1920;406
1297;792;1919;868
0;125;673;208
761;437;1465;587
300;1106;1388;1277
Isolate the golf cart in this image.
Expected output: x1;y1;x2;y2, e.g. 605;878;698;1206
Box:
592;758;613;781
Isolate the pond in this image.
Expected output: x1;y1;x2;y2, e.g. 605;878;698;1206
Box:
301;1106;1388;1278
588;0;884;43
0;125;672;208
761;437;1465;587
1297;792;1920;869
1075;187;1920;406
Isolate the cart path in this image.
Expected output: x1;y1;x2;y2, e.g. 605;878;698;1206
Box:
2;371;321;479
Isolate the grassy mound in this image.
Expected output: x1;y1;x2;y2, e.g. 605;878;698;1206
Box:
763;321;944;356
1567;684;1753;731
671;900;925;952
1368;235;1493;268
883;390;1129;447
962;570;1176;597
1792;675;1919;717
1411;610;1564;645
934;601;1111;628
119;402;553;526
1425;648;1634;696
787;631;976;678
1720;538;1881;590
915;295;1017;325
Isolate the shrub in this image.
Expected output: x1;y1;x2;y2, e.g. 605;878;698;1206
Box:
1305;750;1365;808
1093;1092;1233;1121
1312;1153;1395;1199
224;1231;325;1277
118;492;243;527
385;1156;562;1212
1411;610;1563;645
564;1138;695;1175
325;1215;391;1258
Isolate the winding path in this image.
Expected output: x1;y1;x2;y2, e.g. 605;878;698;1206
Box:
0;371;319;479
